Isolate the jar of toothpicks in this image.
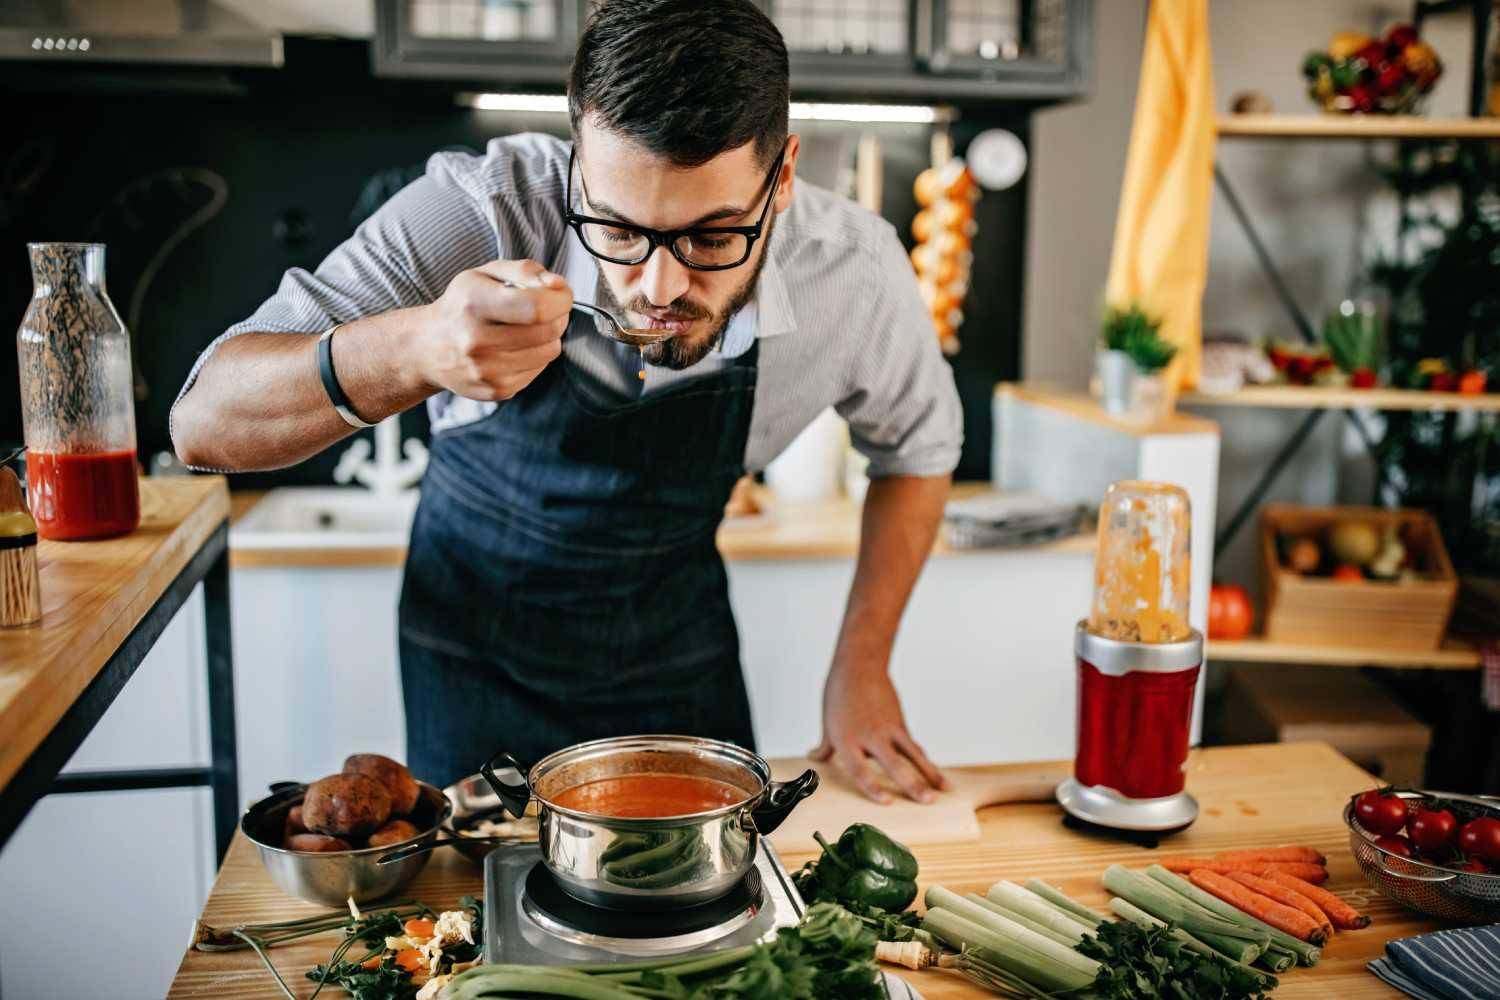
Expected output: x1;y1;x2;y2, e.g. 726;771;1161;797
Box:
0;463;41;627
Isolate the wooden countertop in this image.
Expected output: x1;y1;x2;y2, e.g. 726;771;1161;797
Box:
0;477;229;795
996;383;1221;437
228;483;1095;568
169;742;1423;998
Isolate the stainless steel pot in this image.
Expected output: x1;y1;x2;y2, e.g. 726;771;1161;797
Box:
481;735;818;910
242;780;452;906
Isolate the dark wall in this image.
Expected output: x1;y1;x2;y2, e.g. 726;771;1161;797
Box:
1;37;1027;487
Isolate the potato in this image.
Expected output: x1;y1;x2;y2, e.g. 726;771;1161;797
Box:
367;819;422;848
302;773;392;838
283;804;308;842
285;833;352;853
343;753;420;815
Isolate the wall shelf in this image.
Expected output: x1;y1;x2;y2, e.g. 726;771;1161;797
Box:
1182;385;1500;412
1218;114;1500;140
1208;635;1481;670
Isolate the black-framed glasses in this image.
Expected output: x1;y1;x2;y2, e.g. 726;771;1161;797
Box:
565;144;787;272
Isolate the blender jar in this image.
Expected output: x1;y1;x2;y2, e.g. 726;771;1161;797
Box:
16;243;140;541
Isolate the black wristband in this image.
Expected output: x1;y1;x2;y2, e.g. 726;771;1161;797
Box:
317;325;376;428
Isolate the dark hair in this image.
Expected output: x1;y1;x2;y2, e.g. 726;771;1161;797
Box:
568;0;789;168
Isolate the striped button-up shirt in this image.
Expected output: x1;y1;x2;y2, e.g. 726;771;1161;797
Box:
179;133;962;478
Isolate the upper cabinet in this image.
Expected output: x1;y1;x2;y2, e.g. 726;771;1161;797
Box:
374;0;1092;104
374;0;581;82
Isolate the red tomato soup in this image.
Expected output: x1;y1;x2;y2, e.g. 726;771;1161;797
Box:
26;450;141;540
552;774;748;818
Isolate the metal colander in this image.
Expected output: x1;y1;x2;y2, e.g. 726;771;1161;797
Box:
1345;791;1500;924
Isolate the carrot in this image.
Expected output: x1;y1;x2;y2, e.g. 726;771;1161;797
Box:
394;948;425;973
1188;869;1327;944
403;918;436;939
1265;871;1371;930
1226;871;1333;938
1155;858;1329;882
360;956;382;970
1212;846;1327;866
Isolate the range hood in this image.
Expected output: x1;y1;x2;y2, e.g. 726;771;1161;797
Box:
0;0;283;68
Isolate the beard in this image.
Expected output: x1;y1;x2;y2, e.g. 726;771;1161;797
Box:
598;223;775;371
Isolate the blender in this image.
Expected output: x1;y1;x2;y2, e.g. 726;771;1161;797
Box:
1056;480;1203;833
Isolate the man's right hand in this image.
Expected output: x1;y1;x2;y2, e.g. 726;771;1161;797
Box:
418;259;573;402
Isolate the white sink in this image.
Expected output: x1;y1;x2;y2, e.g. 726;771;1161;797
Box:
230;487;418;549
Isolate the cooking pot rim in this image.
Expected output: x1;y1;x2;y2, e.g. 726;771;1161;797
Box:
525;734;771;825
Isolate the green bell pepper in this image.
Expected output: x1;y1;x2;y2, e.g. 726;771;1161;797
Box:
808;824;919;913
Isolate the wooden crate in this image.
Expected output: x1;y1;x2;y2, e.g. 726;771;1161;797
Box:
1222;665;1431;786
1260;504;1457;651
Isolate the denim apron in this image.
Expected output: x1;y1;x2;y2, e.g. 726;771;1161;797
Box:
397;322;759;785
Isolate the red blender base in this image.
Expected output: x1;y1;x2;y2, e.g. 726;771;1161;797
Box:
1055;622;1203;833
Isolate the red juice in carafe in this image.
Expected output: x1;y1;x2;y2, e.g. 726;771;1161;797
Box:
1074;657;1199;799
26;450;140;540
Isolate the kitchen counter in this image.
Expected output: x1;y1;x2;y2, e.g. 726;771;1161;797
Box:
168;742;1424;998
227;482;1094;567
0;476;240;853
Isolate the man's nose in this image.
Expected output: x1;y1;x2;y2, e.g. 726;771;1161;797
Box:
638;246;691;308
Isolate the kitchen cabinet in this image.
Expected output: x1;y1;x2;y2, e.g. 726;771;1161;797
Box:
373;0;1092;103
373;0;581;83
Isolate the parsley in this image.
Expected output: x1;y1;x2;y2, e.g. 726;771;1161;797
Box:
1076;920;1275;1000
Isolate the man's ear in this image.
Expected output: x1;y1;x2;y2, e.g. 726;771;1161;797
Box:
774;134;800;213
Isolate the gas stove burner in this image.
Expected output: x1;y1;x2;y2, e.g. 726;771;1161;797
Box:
520;861;764;953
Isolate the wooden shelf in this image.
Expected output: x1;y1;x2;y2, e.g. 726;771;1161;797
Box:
1218;113;1500;140
1208;635;1481;670
1181;384;1500;412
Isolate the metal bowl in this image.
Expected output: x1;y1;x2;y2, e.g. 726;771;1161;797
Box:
242;780;452;906
441;771;539;865
1345;790;1500;923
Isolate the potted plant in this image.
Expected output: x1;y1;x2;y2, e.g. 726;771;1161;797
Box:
1099;305;1177;423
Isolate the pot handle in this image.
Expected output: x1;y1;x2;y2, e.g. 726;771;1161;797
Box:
480;751;532;820
748;768;819;835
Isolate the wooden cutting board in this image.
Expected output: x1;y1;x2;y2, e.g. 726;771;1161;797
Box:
766;756;1070;849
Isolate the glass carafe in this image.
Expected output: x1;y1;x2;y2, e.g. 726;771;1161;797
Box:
17;243;140;540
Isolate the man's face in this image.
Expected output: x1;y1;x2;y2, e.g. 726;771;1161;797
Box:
575;118;798;369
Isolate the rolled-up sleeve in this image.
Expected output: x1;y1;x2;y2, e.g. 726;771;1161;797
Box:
173;157;498;411
834;223;963;478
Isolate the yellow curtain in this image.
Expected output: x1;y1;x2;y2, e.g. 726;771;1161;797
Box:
1104;0;1216;390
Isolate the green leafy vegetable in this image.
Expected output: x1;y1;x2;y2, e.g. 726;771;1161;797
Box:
1077;919;1275;1000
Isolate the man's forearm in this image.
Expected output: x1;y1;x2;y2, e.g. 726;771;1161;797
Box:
171;307;434;471
832;473;950;675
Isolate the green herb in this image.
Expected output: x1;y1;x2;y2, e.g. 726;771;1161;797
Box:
444;902;882;1000
1102;305;1178;373
305;956;416;1000
1077;919;1275;1000
1323;304;1383;374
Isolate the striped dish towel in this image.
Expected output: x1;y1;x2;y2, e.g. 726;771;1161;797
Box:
1368;924;1500;999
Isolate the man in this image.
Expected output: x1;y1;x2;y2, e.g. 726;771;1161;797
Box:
172;0;962;804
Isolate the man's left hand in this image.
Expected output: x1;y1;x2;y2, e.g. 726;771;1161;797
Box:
811;662;949;804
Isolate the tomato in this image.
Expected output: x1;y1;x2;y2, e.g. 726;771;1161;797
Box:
1208;584;1254;640
1457;817;1500;863
1356;789;1410;835
1350;367;1378;388
1332;564;1365;583
1407;807;1458;854
1430;371;1458;392
1454;857;1489;873
1375;834;1414;857
1458;370;1488;395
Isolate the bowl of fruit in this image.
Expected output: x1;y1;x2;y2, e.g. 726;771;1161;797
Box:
1345;788;1500;922
1303;23;1443;115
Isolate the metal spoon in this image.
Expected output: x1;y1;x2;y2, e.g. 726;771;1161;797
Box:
498;279;676;346
376;834;535;866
